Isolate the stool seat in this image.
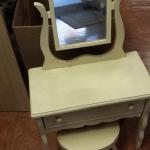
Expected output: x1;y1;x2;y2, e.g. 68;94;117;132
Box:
58;122;120;150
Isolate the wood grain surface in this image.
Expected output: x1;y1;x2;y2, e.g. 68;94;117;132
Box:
0;112;149;150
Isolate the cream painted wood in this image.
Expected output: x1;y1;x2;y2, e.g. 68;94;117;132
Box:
49;0;112;50
45;112;141;133
136;99;150;149
34;1;125;70
29;51;150;118
34;2;57;70
29;51;150;149
31;2;150;149
58;122;120;150
44;100;144;131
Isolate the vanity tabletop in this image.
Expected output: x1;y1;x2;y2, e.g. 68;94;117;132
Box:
29;51;150;118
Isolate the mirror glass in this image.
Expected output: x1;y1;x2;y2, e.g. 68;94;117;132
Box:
51;0;111;50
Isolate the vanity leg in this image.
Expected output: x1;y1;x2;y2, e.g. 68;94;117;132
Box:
37;118;50;150
112;145;117;150
136;100;150;149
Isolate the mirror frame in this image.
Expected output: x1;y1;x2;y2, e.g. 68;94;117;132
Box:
49;0;112;51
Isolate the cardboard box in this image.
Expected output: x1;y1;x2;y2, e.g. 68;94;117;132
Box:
12;0;53;69
0;8;29;111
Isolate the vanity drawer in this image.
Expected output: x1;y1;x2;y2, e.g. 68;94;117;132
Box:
44;101;145;129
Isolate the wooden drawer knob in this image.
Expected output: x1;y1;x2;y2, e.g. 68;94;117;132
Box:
128;104;134;110
56;117;63;123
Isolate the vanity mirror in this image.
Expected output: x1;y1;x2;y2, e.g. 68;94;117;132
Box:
49;0;112;51
34;0;125;70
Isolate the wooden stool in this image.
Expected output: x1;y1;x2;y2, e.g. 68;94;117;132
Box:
58;122;120;150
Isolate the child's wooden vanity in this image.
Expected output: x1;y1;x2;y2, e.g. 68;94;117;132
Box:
28;0;150;149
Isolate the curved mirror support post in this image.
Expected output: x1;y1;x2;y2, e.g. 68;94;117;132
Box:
112;0;125;54
34;2;61;69
34;0;125;70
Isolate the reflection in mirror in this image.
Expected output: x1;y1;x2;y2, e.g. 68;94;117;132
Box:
53;0;107;48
